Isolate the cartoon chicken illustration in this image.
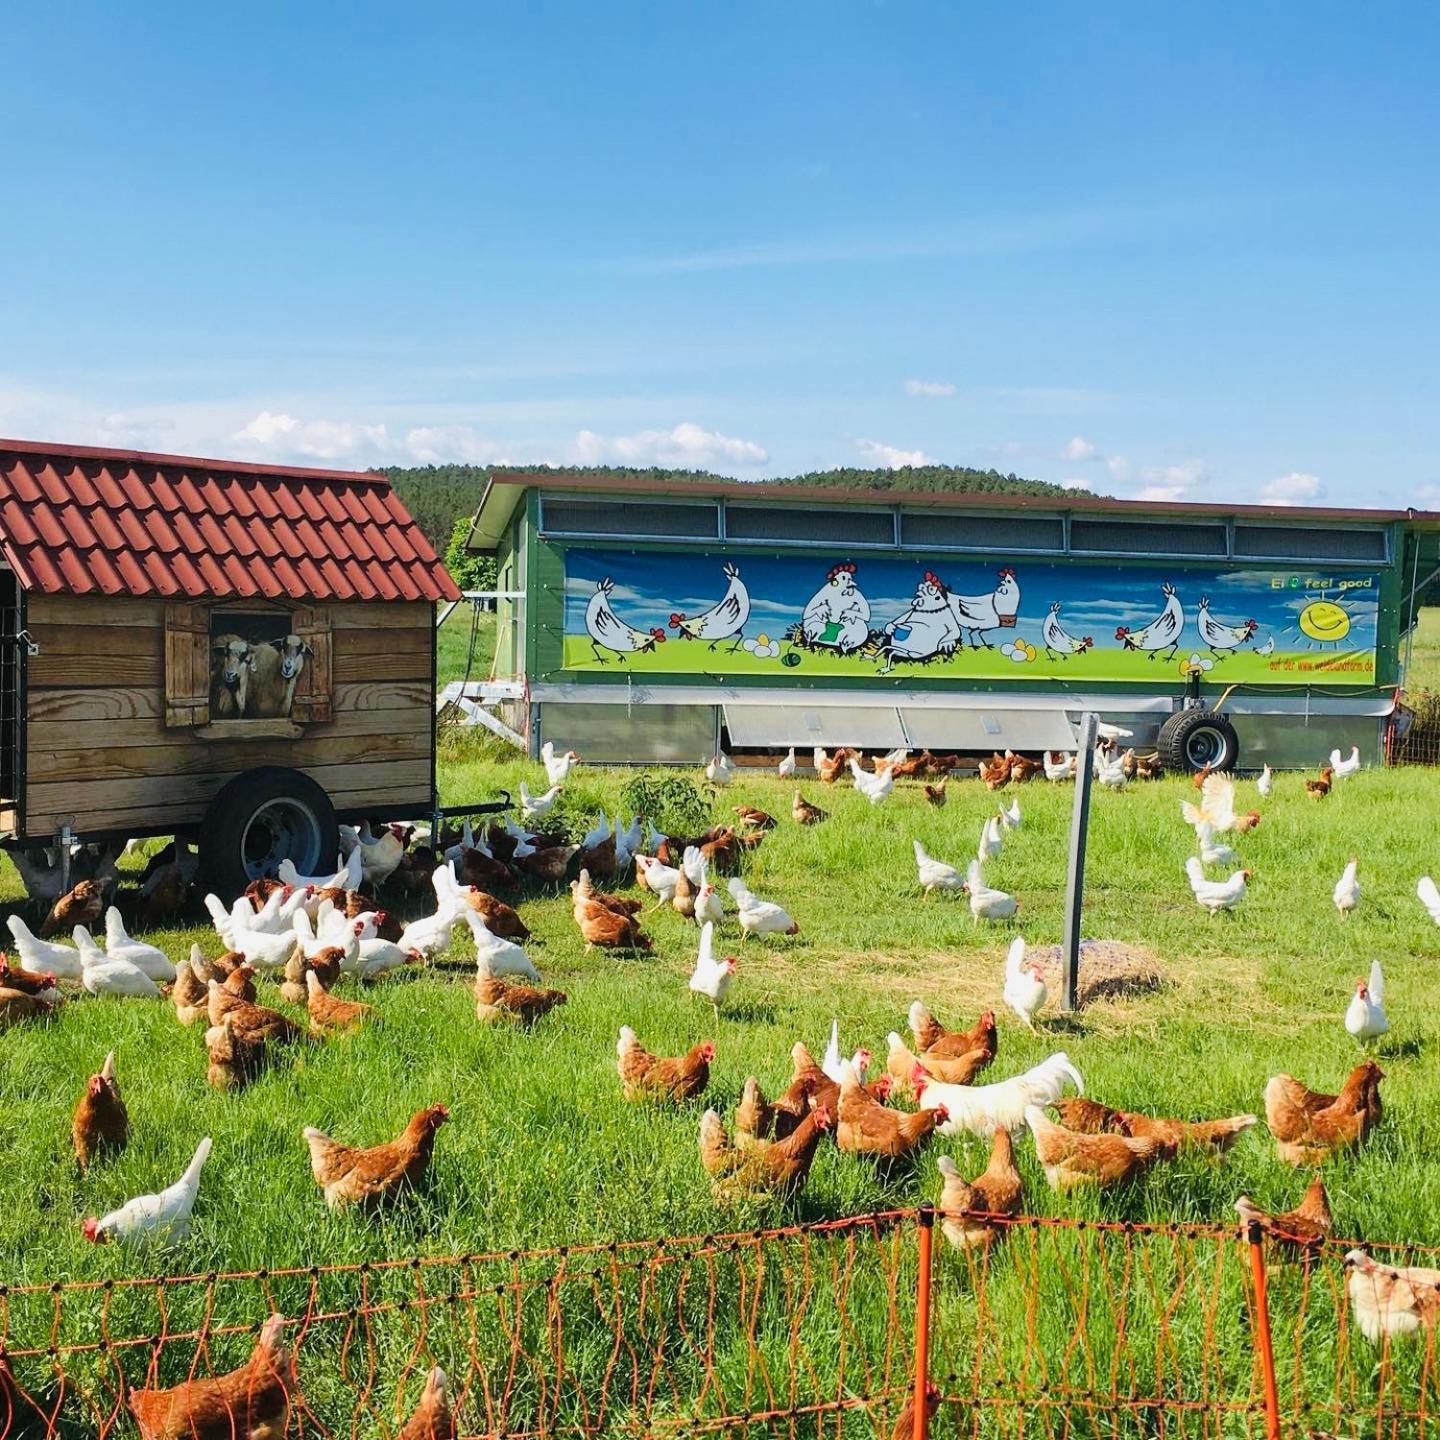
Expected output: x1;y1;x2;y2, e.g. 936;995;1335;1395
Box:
947;567;1022;649
584;577;666;664
1196;596;1258;659
881;572;962;665
668;562;750;651
1040;601;1094;661
801;563;871;653
1115;582;1184;661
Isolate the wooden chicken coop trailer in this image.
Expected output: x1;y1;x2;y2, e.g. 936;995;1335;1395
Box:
0;439;460;891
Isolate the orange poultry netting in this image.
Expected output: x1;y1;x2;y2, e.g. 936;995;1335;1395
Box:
0;1210;1437;1439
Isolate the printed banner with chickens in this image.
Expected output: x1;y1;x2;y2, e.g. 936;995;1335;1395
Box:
562;548;1379;684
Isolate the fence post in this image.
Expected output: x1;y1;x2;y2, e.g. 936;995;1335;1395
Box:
912;1204;936;1440
1061;711;1099;1012
1246;1220;1282;1440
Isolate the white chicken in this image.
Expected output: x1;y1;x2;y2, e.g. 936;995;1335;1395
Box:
635;855;681;905
1184;856;1249;915
918;1053;1083;1138
1095;748;1128;789
1417;875;1440;925
1043;751;1076;782
1196;597;1258;657
821;1020;870;1085
614;814;644;873
355;821;404;887
520;781;562;822
998;797;1021;831
1182;773;1259;837
966;861;1018;922
977;816;1003;864
280;848;363;893
681;845;708;889
83;1137;212;1245
396;900;466;960
584;576;665;663
1344;1251;1440;1344
1002;936;1047;1030
1330;745;1362;778
727;877;799;938
914;839;963;896
578;810;612;853
848;756;894;805
1114;584;1184;661
1195;821;1236;867
777;747;796;779
228;906;301;972
1344;960;1388;1045
102;907;176;983
671;562;750;649
1333;858;1361;918
694;881;724;927
688;922;737;1016
6;914;82;980
75;926;161;999
541;739;579;785
463;908;541;981
1256;764;1273;798
706;752;737;787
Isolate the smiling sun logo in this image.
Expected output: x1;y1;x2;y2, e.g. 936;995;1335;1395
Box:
1298;598;1352;645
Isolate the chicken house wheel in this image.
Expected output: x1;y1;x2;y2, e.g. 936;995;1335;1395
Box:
1157;709;1240;775
200;767;337;896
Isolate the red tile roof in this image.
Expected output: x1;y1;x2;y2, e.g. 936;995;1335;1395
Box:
0;439;460;604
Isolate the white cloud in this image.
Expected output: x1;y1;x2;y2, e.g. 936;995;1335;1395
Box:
854;438;935;469
904;378;956;398
1128;460;1208;504
233;411;392;463
1106;455;1132;482
1060;478;1092;491
403;425;508;465
571;422;768;469
1260;471;1324;503
1063;435;1099;462
1135;485;1190;503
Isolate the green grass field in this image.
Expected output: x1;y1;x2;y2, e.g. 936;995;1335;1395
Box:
7;736;1440;1430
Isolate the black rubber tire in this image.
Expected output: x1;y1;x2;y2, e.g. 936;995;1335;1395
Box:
1157;709;1240;774
199;766;338;896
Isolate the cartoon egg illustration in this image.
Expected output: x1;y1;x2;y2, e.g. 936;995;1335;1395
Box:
1299;600;1351;642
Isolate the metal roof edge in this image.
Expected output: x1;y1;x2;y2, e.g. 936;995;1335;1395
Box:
480;468;1429;525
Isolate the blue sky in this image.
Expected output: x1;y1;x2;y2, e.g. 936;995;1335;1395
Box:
4;3;1438;507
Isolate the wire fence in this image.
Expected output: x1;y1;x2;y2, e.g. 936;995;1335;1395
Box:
1;1209;1437;1439
1391;690;1440;766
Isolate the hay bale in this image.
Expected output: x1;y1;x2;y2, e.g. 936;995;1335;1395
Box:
1028;940;1167;1008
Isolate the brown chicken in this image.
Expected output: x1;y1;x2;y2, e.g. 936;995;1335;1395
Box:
887;1383;940;1440
474;970;567;1025
792;791;828;825
393;846;439;896
698;1103;833;1201
887;752;932;780
458;887;530;939
0;987;57;1027
40;879;103;938
0;956;57;995
617;1027;713;1102
172;959;209;1025
128;1312;294;1440
836;1063;946;1160
733;805;777;831
72;1051;128;1169
575;895;651;950
207;982;306;1046
456;846;517;892
578;830;619;881
514;843;580;885
1304;766;1334;799
220;963;259;1003
909;1004;998;1085
1134;752;1164;781
1191;761;1214;791
187;946;244;984
774;1040;887;1132
397;1367;455;1440
816;747;853;784
1234;1177;1333;1265
205;1016;268;1090
923;781;947;807
735;1075;776;1146
304;1104;449;1210
139;865;190;926
1264;1062;1382;1165
280;946;342;1006
1008;755;1042;784
699;829;740;873
937;1131;1024;1251
671;865;698;920
485;823;519;863
571;870;642;917
1052;1097;1257;1161
306;971;375;1035
1027;1105;1164;1190
978;752;1011;789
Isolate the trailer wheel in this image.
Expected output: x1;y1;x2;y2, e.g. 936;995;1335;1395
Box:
1157;709;1240;774
200;767;337;895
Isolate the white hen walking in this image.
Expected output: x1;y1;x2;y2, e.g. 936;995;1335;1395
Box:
1345;960;1388;1044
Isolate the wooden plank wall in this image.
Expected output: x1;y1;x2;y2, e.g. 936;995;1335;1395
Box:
24;596;435;838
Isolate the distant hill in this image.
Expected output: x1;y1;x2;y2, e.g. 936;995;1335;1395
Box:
380;462;1091;550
